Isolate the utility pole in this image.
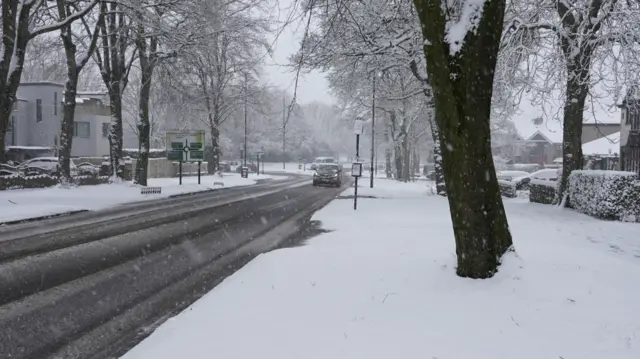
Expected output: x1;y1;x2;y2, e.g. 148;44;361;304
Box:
282;96;286;170
244;73;248;168
370;74;376;188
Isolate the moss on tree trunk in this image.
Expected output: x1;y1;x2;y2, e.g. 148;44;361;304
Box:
413;0;514;278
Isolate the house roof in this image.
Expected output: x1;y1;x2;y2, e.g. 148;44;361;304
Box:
19;81;64;87
582;132;620;155
511;91;621;143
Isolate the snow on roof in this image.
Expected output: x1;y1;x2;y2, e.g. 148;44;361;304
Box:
123;148;166;152
6;146;52;151
511;89;621;142
582;132;620;156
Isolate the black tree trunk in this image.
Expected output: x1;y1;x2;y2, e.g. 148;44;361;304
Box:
414;0;514;278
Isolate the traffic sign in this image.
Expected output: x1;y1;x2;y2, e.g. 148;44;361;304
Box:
166;130;205;162
354;118;365;135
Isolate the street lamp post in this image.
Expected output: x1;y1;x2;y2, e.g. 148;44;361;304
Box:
243;73;248;168
370;73;376;188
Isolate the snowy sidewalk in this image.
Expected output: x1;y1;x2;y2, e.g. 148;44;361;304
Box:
0;173;277;224
121;178;640;359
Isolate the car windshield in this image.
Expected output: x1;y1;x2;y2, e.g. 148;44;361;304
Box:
317;164;339;171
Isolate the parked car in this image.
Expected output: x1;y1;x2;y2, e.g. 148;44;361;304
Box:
0;164;19;177
76;162;100;176
310;157;336;170
17;157;78;177
312;163;343;187
497;170;531;182
512;169;560;190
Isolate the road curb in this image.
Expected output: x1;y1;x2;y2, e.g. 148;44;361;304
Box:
0;210;89;227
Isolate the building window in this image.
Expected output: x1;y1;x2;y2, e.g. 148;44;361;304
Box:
73;121;90;138
102;122;110;138
36;99;42;122
54;92;58;115
8;116;14;132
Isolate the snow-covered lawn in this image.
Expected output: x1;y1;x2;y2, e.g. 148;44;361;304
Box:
0;173;276;223
121;178;640;359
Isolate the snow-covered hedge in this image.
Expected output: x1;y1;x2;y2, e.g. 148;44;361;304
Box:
529;179;556;205
498;179;516;198
0;173;110;190
0;174;57;190
567;170;640;222
75;175;110;186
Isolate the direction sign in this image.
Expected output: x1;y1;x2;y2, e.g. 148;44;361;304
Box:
166;130;205;162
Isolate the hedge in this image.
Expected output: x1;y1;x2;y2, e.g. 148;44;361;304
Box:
498;179;516;198
0;174;58;190
529;179;556;205
0;173;110;190
567;170;640;222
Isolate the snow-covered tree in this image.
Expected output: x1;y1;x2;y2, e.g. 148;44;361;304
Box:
502;0;640;202
0;0;97;162
412;0;514;278
168;0;270;172
55;0;103;183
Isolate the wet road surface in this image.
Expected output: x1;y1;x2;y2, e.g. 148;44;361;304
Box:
0;174;348;359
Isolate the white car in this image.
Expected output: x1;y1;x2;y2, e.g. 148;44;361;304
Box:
18;157;78;177
497;170;531;181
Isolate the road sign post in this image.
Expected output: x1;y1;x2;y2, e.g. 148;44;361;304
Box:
255;148;265;176
353;118;365;210
197;161;201;184
166;131;205;185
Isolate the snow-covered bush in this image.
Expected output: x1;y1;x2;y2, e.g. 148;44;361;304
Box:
75;175;110;186
498;179;516;198
0;174;57;190
568;170;640;222
529;179;556;205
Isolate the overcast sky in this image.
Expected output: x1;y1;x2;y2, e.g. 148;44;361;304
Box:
262;0;335;105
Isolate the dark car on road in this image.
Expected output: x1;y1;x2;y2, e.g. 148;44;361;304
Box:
312;163;343;187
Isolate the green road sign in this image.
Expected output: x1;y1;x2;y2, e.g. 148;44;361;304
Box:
168;150;183;161
190;151;204;160
165;130;206;162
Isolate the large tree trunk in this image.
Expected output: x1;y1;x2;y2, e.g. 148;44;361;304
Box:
97;1;129;180
134;68;152;185
555;36;593;204
556;75;588;204
134;28;155;186
0;2;31;163
59;75;78;185
402;136;410;182
57;0;102;184
108;94;125;179
394;143;403;180
413;0;513;278
428;117;446;195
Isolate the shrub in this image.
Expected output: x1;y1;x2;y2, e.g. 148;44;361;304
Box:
529;179;557;205
0;174;58;190
567;170;640;222
498;179;516;198
75;175;110;186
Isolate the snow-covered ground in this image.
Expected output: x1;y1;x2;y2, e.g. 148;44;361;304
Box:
0;173;276;223
121;178;640;359
262;161;315;174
